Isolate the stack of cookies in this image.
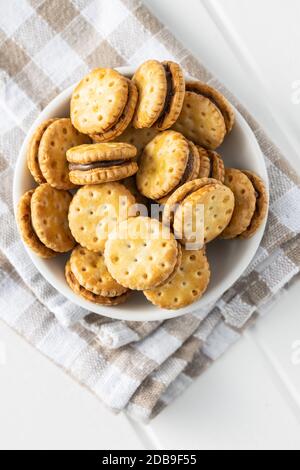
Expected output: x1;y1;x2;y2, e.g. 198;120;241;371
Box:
17;60;268;311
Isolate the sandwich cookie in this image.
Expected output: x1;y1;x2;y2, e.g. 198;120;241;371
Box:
173;81;234;150
90;79;138;142
17;189;57;258
132;60;185;130
104;216;180;291
197;147;225;182
70;245;128;297
137;130;191;200
172;180;235;245
66;142;138;185
27;118;57;184
30;183;76;253
144;248;210;309
38;118;90;190
71;68;129;135
68;182;135;252
65;261;130;306
222;168;257;239
238;170;268;239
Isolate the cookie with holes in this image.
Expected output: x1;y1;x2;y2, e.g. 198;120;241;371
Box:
30;183;75;253
65;260;130;306
68;182;135;252
136;130;196;200
38;118;90;190
173;81;234;150
67;142;138;185
222;168;257;239
104;216;180;291
144;248;210;309
17;189;58;258
71;68;129;135
173;181;235;246
90;79;138;142
27;118;58;184
70;245;128;297
132;60;185;130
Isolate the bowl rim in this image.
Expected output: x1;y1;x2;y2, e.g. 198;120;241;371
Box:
13;66;269;321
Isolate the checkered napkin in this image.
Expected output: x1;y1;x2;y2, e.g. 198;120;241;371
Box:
1;0;300;422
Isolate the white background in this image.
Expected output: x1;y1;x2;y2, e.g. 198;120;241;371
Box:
1;0;300;450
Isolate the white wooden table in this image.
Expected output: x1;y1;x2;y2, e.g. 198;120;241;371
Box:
1;0;300;450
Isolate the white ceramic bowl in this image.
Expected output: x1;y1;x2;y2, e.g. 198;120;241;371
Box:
13;67;269;321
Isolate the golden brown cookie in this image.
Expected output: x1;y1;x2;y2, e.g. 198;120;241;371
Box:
162;177;219;228
155;61;185;130
67;142;138;185
239;170;268;239
144;248;210;309
65;261;130;306
197;146;211;178
222;168;257;239
70;245;127;297
186;81;235;133
27;119;57;184
132;60;167;128
136;130;189;200
90;79;138;142
71;68;128;134
156;140;200;204
207;150;225;182
173;91;226;149
17;189;57;258
38;118;90;189
31;183;75;252
112;125;159;160
133;60;185;129
68;182;135;252
122;176;149;208
104;216;179;290
174;183;235;245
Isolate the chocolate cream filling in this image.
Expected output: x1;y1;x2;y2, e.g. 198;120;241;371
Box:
69;160;130;171
156;63;175;125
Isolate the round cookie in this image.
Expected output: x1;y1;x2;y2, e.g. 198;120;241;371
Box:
162;177;219;228
38;118;90;189
174;183;235;244
31;183;75;252
155;61;185;131
70;245;127;297
136;130;189;200
65;261;130;306
104;216;179;290
186;81;235;133
67;142;138;185
112;125;159;160
90;79;138;142
68;182;135;252
239;170;268;239
27;118;57;184
132;60;167;128
173;91;226;149
71;68;128;134
17;189;57;258
144;248;210;309
222;168;257;239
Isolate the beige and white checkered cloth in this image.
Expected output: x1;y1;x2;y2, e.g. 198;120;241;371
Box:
1;0;300;421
